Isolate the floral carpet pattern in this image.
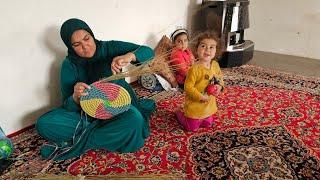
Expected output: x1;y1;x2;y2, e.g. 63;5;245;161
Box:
189;126;319;179
1;65;319;179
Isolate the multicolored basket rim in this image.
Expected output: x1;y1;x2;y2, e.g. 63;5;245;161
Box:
80;81;131;120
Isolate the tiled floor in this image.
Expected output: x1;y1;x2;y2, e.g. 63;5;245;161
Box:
247;51;320;77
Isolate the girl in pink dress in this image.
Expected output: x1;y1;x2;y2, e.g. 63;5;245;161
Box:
170;28;195;89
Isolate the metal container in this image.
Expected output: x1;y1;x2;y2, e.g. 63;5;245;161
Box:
196;0;254;67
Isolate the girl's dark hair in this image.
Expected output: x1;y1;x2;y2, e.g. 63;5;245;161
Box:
195;31;222;59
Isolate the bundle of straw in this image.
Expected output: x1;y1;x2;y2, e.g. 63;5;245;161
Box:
99;31;206;83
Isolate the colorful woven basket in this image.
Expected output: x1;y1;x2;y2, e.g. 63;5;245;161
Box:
80;81;131;120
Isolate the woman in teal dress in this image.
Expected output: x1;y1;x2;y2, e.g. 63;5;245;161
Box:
36;18;155;160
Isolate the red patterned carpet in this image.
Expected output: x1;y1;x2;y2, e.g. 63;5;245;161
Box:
1;65;319;179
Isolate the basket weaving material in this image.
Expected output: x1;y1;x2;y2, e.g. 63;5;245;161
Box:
80;82;131;120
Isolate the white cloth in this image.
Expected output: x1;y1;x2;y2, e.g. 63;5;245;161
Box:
154;73;178;91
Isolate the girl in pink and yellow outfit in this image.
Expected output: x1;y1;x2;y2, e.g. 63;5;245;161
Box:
176;32;224;132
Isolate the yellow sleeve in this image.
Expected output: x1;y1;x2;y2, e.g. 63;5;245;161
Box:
213;61;225;91
184;66;202;101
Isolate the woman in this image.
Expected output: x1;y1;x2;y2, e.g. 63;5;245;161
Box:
36;18;155;160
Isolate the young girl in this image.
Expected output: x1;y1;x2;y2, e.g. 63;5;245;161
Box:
176;32;224;132
170;28;195;88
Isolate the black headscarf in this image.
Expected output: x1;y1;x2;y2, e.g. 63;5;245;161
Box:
60;18;112;83
60;18;103;65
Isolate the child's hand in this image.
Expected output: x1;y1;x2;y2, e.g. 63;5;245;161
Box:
191;56;196;64
215;85;223;95
200;94;210;102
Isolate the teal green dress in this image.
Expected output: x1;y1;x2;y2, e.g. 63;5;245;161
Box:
36;18;155;160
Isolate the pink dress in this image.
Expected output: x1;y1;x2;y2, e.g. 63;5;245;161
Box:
170;48;194;85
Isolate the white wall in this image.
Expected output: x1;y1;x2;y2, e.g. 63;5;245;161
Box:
0;0;193;135
247;0;320;60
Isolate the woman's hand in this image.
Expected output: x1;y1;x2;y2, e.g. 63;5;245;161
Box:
111;52;136;74
73;82;91;104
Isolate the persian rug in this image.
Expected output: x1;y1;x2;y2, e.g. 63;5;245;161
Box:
1;65;319;179
32;174;183;180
